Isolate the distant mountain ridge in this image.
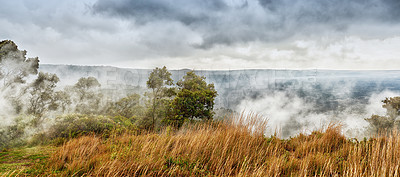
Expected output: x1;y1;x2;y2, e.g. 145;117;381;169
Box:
39;64;400;110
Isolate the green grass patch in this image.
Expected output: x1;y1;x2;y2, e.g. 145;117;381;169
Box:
0;146;55;175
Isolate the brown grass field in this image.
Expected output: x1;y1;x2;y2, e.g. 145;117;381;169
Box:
3;114;400;176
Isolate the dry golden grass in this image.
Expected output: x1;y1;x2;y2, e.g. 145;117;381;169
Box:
40;114;400;176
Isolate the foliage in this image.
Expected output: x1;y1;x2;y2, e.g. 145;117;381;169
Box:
147;66;173;90
54;90;72;113
74;77;101;100
72;77;103;114
106;93;144;119
166;71;217;128
22;114;400;176
366;96;400;134
27;72;60;118
0;146;53;175
0;40;39;88
145;66;175;130
0;40;40;115
382;97;400;117
46;114;115;143
0;115;38;149
0;119;26;149
110;115;137;131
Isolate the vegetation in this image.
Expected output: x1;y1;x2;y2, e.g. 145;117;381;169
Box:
0;40;220;148
3;40;400;176
366;96;400;134
1;114;399;176
146;66;175;130
166;71;217;128
27;72;60;119
106;93;143;119
0;40;39;115
0;146;54;175
72;76;102;114
0;40;39;88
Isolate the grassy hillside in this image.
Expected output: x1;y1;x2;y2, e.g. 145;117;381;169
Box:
0;146;54;176
2;114;400;176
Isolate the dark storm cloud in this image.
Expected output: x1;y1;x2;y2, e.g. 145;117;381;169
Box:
92;0;264;48
92;0;228;25
92;0;400;48
259;0;400;23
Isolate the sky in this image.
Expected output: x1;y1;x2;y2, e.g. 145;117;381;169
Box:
1;0;400;70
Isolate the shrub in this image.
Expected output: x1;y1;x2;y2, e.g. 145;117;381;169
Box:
46;114;115;143
0;115;36;149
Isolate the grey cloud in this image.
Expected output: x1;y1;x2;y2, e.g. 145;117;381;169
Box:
2;0;400;69
92;0;255;48
92;0;400;48
258;0;400;23
92;0;228;25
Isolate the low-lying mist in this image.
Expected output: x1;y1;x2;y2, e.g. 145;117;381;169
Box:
35;64;400;140
3;40;400;150
237;89;400;139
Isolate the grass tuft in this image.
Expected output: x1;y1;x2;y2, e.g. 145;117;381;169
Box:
7;113;400;176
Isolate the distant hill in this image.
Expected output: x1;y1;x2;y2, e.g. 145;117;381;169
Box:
39;64;400;110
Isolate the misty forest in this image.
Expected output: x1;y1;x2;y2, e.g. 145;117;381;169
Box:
1;39;400;176
3;0;400;176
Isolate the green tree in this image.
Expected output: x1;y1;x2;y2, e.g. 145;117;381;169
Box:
72;77;103;114
106;93;144;119
54;90;72;113
382;97;400;118
366;96;400;134
0;40;39;88
146;66;175;130
27;72;60;118
166;71;217;128
74;77;101;101
0;40;39;114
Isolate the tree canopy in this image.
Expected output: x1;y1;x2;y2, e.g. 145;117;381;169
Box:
106;93;143;119
145;66;175;130
166;71;217;128
0;40;39;88
27;72;60;118
366;96;400;134
72;76;103;114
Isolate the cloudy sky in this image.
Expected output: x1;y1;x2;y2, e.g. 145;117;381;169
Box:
1;0;400;69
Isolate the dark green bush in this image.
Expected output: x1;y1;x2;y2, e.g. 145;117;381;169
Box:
47;114;115;141
0;115;36;149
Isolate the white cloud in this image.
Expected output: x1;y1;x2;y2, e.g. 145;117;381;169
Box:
1;0;400;69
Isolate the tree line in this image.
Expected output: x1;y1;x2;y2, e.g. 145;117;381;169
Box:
4;39;400;148
0;40;217;133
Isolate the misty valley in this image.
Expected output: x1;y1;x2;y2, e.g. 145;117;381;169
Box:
40;64;400;137
5;0;400;175
2;41;400;176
